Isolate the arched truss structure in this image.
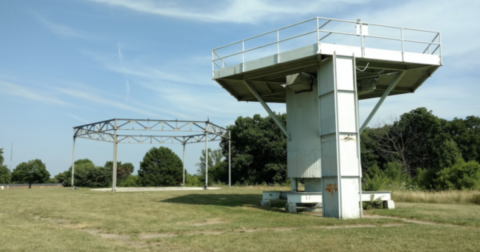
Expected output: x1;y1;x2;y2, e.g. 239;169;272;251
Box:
71;119;231;191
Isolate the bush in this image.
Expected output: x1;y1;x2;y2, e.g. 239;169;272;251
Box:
118;175;138;187
362;164;389;191
435;159;480;190
362;193;384;210
471;194;480;205
138;147;183;186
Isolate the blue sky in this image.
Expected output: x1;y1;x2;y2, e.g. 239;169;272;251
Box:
1;0;479;178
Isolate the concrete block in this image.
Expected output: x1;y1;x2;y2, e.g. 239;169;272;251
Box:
261;200;271;207
383;200;395;209
285;202;297;213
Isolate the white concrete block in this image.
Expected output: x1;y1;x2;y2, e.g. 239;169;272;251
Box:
286;202;297;213
261;200;271;207
383;200;395;209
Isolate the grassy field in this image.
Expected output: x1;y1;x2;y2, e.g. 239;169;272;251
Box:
0;187;479;252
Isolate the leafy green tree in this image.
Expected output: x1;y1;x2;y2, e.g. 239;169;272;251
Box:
365;108;461;177
443;116;480;163
0;148;4;165
196;148;215;175
104;161;134;181
220;113;287;185
118;175;139;187
138;147;182;186
0;165;10;184
53;171;68;184
63;159;111;187
362;164;389;191
435;159;480;190
11;159;50;188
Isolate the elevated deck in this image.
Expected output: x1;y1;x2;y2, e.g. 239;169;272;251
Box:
212;17;442;103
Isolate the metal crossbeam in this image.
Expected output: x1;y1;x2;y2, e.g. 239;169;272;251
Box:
74;119;230;141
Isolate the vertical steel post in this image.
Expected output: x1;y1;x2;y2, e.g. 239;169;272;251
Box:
71;135;75;189
228;131;231;188
205;131;209;189
182;143;186;186
277;30;280;63
316;17;319;42
9;142;13;189
438;32;443;65
112;119;117;191
401;28;405;62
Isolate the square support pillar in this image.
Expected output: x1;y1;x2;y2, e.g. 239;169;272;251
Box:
318;55;362;219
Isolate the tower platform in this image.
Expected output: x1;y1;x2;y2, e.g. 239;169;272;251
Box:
212;17;441;219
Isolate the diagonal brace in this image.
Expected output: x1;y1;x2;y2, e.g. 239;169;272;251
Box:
359;71;407;134
243;80;291;141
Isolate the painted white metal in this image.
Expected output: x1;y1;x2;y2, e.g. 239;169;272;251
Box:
228;131;231;188
318;55;362;219
112;119;117;191
205;132;208;188
213;17;442;73
182;144;186;186
286;83;321;178
287;192;322;204
383;200;395;209
71;135;75;189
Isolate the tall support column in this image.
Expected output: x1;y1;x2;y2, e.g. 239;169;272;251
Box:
318;54;362;219
182;143;186;186
112;119;118;191
228;131;231;188
205;132;209;189
71;135;76;189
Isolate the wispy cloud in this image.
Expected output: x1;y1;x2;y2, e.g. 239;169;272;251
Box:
35;15;89;39
66;113;89;123
84;0;371;24
0;81;71;106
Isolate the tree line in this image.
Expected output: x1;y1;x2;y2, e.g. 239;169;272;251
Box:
205;108;480;190
2;107;479;190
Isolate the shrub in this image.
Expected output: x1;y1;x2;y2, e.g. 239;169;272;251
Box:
435;159;480;190
471;194;480;205
362;193;383;210
362;164;389;191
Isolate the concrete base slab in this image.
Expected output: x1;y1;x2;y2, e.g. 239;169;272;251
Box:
261;199;271;207
286;202;297;213
91;187;221;192
383;200;395;209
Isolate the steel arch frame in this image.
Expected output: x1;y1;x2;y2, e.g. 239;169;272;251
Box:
71;119;232;191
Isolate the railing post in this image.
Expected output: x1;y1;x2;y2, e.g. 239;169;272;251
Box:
438;32;443;65
401;28;405;62
242;40;245;71
277;30;280;63
316;17;319;42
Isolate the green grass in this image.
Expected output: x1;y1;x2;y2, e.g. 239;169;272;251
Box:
0;187;479;251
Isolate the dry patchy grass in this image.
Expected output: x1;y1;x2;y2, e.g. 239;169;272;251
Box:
0;187;479;251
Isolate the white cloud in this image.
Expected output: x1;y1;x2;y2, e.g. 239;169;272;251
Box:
66;113;90;123
84;0;371;24
36;15;89;39
0;81;71;106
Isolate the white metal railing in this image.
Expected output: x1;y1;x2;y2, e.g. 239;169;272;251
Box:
212;17;442;74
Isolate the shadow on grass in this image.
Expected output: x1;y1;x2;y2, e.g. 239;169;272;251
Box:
160;193;287;213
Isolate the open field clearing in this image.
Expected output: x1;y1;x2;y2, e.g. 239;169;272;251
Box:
0;187;479;252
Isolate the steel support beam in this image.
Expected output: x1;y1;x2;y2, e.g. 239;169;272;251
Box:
112;120;118;191
205;132;209;189
182;143;186;186
359;71;406;134
243;80;290;140
71;135;76;189
228;131;231;188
